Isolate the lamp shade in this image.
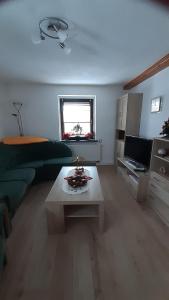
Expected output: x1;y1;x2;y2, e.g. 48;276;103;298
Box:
57;30;67;43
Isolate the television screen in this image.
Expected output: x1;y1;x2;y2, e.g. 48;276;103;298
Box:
124;135;153;167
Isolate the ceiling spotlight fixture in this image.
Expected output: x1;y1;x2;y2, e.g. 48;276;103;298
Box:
38;17;71;54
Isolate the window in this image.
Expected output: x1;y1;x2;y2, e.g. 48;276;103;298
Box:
60;97;95;140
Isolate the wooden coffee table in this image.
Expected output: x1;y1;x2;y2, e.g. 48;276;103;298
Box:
45;166;104;233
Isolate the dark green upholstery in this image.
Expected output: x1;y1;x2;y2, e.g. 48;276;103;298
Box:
0;206;5;272
44;157;74;166
0;140;72;178
18;141;72;160
18;161;44;169
0;140;73;272
0;203;9;272
0;181;27;216
0;168;35;185
0;140;73;214
0;140;73;213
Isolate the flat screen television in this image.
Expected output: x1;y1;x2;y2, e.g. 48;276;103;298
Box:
124;135;153;168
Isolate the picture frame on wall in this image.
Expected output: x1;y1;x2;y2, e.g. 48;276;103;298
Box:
151;97;162;113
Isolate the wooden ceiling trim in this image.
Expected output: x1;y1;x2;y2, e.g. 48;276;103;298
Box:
123;53;169;90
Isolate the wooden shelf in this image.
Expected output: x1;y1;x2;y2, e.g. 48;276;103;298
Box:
154;155;169;163
117;158;147;179
151;170;169;183
148;138;169;228
116;129;125;140
64;205;98;218
117;158;148;202
154;137;169;142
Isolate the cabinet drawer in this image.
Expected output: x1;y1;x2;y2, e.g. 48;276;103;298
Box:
149;181;169;207
148;191;169;226
117;167;137;199
116;140;124;158
150;171;169;193
128;179;137;199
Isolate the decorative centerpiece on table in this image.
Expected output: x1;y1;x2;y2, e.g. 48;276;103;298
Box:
160;118;169;138
63;156;92;193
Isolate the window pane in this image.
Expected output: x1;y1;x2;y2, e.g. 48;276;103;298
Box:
64;122;91;135
63;103;90;123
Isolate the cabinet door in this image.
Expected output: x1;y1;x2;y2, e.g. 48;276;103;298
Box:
116;140;125;158
117;98;123;130
121;96;128;130
117;96;128;130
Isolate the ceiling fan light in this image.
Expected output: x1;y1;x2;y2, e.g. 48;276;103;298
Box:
64;46;72;55
57;30;67;43
37;17;72;53
31;34;42;45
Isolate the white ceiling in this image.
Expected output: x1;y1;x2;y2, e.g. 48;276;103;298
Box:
0;0;169;85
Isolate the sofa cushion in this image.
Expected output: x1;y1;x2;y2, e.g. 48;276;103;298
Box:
0;143;24;170
0;168;35;185
0;181;27;215
44;157;74;166
18;160;44;169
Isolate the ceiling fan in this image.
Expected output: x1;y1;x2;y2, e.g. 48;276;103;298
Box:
31;16;98;56
34;17;72;55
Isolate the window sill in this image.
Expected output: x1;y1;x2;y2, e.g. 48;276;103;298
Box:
61;139;98;143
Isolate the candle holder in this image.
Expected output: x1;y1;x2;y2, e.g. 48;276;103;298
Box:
75;155;84;176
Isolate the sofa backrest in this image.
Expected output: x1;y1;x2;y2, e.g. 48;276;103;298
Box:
16;141;72;161
0;141;72;170
0;143;22;171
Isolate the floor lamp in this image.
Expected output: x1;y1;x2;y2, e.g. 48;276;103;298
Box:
12;102;24;136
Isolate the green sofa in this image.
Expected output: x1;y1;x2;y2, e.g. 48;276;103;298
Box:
0;141;73;216
0;140;73;273
0;203;11;272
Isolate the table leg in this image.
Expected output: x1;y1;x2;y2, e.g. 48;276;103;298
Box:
99;203;104;233
46;203;65;234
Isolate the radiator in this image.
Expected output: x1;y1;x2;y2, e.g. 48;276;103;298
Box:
67;141;101;162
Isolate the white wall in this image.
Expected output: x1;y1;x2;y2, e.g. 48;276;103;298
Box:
131;67;169;139
1;83;122;164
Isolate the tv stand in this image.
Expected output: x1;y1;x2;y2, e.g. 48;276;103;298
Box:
125;159;146;171
117;158;149;202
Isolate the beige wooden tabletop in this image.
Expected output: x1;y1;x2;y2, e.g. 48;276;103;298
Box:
45;166;104;205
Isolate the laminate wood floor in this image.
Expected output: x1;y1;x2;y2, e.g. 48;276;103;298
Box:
1;166;169;300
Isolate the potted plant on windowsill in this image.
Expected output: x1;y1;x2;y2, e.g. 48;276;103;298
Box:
62;132;71;140
74;135;81;141
85;132;94;140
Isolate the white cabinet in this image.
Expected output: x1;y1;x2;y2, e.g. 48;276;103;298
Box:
117;158;149;202
115;93;143;162
117;95;128;131
116;140;125;158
